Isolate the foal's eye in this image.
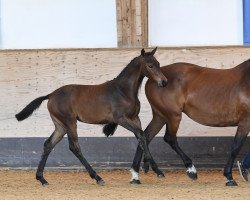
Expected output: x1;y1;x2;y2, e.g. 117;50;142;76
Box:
148;65;153;68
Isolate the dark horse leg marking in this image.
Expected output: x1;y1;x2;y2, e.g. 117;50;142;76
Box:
66;120;104;185
224;120;250;186
36;121;65;185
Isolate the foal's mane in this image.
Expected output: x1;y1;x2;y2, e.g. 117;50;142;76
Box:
116;55;141;79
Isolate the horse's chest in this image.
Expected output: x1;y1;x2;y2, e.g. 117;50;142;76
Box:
125;100;140;117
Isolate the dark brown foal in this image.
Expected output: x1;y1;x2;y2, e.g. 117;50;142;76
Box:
15;48;167;185
131;60;250;186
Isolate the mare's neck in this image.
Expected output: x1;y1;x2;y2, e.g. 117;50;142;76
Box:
237;59;250;81
115;57;144;98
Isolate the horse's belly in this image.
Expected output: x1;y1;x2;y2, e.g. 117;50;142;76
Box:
184;105;239;127
186;113;238;127
77;108;113;124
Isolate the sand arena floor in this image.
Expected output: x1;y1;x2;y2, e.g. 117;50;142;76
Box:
0;169;249;200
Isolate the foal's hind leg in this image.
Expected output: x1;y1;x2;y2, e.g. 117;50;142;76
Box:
66;121;104;185
36;121;66;185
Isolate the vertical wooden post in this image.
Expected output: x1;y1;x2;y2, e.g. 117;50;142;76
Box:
116;0;148;48
141;0;148;47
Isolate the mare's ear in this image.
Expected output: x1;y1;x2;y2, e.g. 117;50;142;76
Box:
141;48;146;57
151;47;157;55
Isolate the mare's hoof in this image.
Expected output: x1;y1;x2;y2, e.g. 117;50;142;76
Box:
187;172;198;180
97;179;105;186
42;182;49;186
130;179;141;185
37;177;49;186
157;173;165;179
226;180;238;186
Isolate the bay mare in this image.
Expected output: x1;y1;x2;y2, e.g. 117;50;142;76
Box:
15;48;167;185
131;60;250;186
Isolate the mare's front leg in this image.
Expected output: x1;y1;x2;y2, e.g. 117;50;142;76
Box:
140;113;197;180
224;120;250;186
117;116;161;184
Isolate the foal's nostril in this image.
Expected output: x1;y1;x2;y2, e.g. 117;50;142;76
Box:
161;80;167;87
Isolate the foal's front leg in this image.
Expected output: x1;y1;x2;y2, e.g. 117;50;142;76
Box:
117;116;162;184
131;115;166;176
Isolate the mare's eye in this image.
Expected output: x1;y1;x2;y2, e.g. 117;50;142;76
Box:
148;65;153;68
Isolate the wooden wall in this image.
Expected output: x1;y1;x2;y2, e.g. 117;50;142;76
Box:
1;47;250;138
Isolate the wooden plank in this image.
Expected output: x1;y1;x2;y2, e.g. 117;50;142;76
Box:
1;47;250;138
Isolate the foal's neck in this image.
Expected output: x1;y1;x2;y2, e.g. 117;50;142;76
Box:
115;57;144;98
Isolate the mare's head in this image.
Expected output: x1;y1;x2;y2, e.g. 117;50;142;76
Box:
140;47;167;87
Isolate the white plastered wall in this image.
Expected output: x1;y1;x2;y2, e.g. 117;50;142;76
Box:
148;0;243;46
0;0;117;49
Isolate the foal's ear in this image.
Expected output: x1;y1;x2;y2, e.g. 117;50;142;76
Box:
141;48;146;57
151;47;157;55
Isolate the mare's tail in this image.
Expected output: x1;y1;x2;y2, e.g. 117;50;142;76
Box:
103;123;118;137
15;95;49;121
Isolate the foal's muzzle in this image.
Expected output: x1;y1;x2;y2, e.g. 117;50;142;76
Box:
158;80;167;87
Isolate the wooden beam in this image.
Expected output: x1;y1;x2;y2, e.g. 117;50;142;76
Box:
116;0;148;48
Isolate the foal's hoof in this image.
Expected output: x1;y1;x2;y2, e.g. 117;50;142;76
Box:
130;179;141;184
186;172;198;180
96;179;105;186
157;173;165;179
226;180;238;187
142;163;150;174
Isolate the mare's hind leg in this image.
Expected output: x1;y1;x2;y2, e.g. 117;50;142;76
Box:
66;121;104;185
36;120;66;185
224;120;250;186
163;119;197;180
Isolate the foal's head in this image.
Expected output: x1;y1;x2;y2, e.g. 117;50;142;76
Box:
140;47;167;87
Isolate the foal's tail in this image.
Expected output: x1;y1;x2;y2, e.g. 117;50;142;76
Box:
103;123;118;137
15;95;49;121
